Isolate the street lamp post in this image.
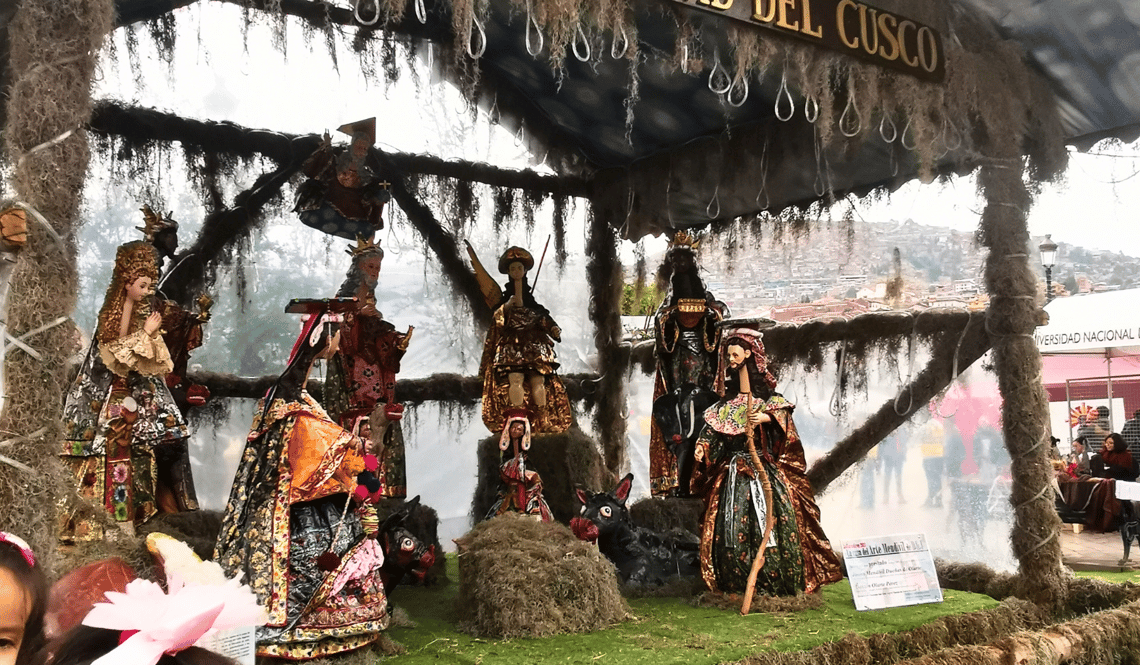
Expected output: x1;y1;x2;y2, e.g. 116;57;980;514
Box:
1039;234;1058;303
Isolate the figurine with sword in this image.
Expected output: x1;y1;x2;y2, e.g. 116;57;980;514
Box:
466;237;571;434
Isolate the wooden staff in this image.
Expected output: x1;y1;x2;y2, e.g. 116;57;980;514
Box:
740;365;777;616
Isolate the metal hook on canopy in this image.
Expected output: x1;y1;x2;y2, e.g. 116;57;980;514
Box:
525;1;544;56
573;24;591;62
775;70;794;121
706;185;720;219
727;75;749;107
804;95;819;123
708;55;731;95
467;15;487;58
879;113;897;143
839;92;861;137
900;117;917;150
414;0;427;23
354;0;380;25
611;24;629;59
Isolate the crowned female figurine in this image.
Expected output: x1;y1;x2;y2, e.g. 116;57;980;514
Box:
466;242;571;434
61;240;192;540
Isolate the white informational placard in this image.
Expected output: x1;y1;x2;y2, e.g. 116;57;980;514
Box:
196;626;257;665
842;533;943;611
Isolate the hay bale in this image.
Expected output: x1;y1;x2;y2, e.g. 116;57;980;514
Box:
628;496;704;534
454;513;631;638
472;425;607;524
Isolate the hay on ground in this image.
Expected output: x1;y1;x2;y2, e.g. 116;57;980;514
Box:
454;513;631;638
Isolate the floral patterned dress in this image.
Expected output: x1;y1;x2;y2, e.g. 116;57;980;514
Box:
214;393;389;660
60;328;191;540
691;394;842;596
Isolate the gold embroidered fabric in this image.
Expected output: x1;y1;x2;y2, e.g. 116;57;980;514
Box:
99;329;174;378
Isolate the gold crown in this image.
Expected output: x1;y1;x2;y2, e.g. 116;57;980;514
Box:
136;204;178;241
669;230;701;250
346;235;383;258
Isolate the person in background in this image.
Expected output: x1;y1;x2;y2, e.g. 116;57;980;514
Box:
880;428;908;504
1121;409;1140;460
1069;436;1091;476
919;420;945;508
0;533;47;665
1077;407;1111;449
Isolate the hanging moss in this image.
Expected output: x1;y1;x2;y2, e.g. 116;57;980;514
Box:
491;185;514;235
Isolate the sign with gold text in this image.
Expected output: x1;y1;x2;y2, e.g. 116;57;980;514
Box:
843;533;943;611
663;0;945;82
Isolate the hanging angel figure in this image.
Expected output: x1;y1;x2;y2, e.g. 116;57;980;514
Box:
294;117;391;240
61;240;194;541
466;241;571;434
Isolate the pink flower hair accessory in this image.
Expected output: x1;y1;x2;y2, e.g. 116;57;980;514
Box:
0;531;35;567
82;573;267;665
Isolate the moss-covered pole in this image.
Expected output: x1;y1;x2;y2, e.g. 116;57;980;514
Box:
585;203;626;478
977;145;1064;611
0;0;112;563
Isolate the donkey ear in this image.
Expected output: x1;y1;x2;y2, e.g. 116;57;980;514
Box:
614;473;634;505
575;488;591;506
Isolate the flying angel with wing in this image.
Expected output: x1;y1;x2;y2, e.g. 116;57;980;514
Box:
466;240;571;435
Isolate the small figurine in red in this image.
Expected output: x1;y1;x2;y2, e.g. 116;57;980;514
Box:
485;411;553;522
325;236;413;498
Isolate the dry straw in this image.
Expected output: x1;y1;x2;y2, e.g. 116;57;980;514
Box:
0;0;112;572
454;513;632;637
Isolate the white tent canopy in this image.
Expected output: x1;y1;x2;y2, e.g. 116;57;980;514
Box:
1036;289;1140;356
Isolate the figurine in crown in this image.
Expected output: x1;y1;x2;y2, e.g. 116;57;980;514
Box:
323;236;413;498
466;241;571;434
60;231;195;541
650;231;729;497
294;118;392;240
139;205;214;413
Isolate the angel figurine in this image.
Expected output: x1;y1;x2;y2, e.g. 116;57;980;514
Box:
60;240;193;540
294;118;391;240
467;242;571;434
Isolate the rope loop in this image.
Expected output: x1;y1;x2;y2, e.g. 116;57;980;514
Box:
573;24;591;62
839;93;862;137
353;0;381;25
467;15;487;58
611;25;629;59
775;70;794;121
879;114;897;143
525;3;544;56
708;56;731;95
706;185;720;219
900;117;917;150
804;95;819;123
727;75;749;107
414;0;427;23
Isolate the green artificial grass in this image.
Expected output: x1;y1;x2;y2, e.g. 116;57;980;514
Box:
383;555;1000;664
1074;569;1140;585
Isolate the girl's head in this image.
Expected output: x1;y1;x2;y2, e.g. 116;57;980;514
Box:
0;533;47;665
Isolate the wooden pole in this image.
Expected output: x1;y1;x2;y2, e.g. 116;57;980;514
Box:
739;364;777;615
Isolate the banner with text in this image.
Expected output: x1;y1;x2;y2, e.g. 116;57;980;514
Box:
843;533;942;611
660;0;945;82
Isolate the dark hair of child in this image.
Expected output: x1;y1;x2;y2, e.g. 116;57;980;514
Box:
0;536;48;665
46;626;239;665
